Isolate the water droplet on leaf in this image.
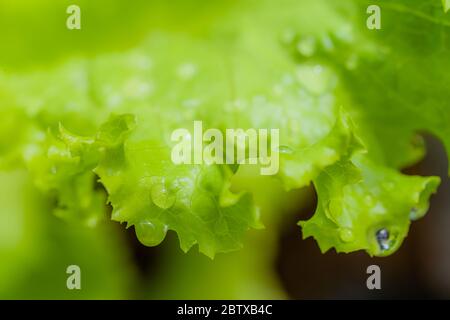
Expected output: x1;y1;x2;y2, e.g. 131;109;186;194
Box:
376;228;391;251
135;220;168;246
276;145;294;154
339;228;354;242
150;182;176;209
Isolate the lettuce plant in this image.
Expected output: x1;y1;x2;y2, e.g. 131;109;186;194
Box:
0;0;448;264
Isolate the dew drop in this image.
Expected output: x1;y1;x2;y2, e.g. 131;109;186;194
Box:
375;228;390;251
150;182;176;209
276;145;294;154
339;228;354;243
135;220;168;247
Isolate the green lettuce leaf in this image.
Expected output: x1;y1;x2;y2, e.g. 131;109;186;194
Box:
301;157;439;256
0;0;447;258
296;0;447;255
